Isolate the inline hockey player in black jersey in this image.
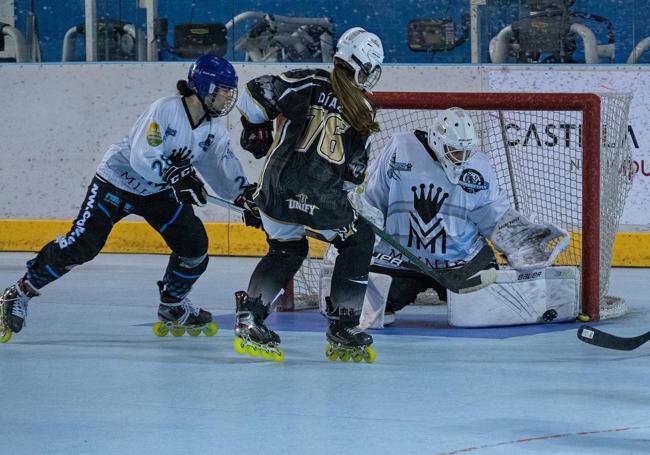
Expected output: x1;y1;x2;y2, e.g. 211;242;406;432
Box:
233;27;384;362
0;55;260;343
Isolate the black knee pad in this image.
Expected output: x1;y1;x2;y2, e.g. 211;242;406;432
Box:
247;237;309;307
267;237;309;270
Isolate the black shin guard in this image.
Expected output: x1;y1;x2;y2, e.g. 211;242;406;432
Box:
160;253;209;299
247;237;308;312
329;218;374;312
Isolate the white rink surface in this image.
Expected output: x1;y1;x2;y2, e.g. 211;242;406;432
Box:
0;252;649;455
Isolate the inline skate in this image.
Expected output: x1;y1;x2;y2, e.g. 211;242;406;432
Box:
233;291;283;362
152;281;218;337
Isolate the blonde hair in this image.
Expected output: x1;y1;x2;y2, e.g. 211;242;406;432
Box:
331;60;379;135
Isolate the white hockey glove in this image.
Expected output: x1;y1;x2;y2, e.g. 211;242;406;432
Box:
490;209;569;271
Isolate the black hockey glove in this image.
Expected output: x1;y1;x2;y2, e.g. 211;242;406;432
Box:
240;116;274;159
234;183;262;229
162;159;207;207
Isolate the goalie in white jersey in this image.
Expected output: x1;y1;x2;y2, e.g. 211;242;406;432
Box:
361;107;574;328
0;55;260;342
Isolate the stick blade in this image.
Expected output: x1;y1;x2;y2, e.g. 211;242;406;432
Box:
577;325;646;351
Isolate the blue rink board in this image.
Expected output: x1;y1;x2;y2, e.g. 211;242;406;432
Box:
138;311;585;340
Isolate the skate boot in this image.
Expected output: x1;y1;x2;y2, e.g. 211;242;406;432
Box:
233;291;283;362
152;281;218;337
0;279;40;343
325;298;375;363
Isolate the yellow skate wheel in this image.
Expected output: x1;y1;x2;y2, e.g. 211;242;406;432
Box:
364;346;376;364
246;344;259;357
272;350;284;363
325;344;338;361
203;322;218;337
260;349;272;360
234;337;247;354
340;351;351;362
187;327;202;337
353;353;364;363
1;330;12;344
152;322;169;337
171;327;185;337
577;313;590;322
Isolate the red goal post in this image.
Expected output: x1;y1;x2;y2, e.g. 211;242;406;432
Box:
286;91;633;322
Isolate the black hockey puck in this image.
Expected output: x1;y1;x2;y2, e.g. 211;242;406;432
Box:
542;309;558;323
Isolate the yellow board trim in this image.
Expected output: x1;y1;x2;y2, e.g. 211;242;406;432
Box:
1;220;648;266
0;220;327;257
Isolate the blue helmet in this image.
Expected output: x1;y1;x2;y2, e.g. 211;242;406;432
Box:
187;55;238;117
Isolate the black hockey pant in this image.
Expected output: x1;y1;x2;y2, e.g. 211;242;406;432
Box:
23;175;208;300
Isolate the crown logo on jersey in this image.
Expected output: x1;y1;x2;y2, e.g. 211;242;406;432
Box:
411;184;448;224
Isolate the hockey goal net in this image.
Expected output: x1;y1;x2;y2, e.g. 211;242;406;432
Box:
287;91;633;322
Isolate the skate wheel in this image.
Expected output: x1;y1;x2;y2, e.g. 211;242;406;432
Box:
203;322;218;336
364;346;376;364
352;353;364;363
1;329;12;344
187;327;202;337
234;337;247;354
246;344;259;357
271;350;284;363
325;344;338;361
340;351;351;362
260;349;272;360
152;322;169;337
171;327;185;337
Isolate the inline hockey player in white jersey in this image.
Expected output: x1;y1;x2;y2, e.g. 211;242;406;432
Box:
361;107;570;328
0;55;260;343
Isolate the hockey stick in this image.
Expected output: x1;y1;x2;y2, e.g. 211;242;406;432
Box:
577;325;650;351
207;194;495;293
359;214;496;293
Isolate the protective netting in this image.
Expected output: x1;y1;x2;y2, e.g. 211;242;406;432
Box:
292;92;633;319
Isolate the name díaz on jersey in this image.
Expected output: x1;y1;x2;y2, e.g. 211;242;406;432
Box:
286;193;319;215
317;92;339;111
57;183;99;248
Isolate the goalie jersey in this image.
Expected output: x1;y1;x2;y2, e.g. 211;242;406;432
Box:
364;130;510;271
237;69;370;229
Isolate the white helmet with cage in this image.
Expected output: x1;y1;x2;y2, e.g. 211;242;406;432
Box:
427;107;477;185
334;27;384;91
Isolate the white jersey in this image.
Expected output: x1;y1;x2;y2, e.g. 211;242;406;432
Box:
364;131;509;271
97;95;248;201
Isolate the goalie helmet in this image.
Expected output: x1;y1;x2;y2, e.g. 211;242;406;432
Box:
427;107;477;184
334;27;384;91
187;55;238;117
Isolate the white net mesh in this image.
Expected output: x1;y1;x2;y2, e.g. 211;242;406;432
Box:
292;92;633;319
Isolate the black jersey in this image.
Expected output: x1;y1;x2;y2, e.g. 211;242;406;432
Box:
243;68;371;230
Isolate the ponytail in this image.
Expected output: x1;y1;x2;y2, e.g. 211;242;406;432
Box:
176;80;194;97
331;60;379;135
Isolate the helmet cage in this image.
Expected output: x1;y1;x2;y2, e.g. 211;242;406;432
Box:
204;85;238;117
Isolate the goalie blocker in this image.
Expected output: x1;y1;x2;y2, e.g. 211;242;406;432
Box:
356;266;579;329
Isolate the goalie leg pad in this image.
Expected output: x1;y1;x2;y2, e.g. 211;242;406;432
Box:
358;272;393;329
448;266;579;327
